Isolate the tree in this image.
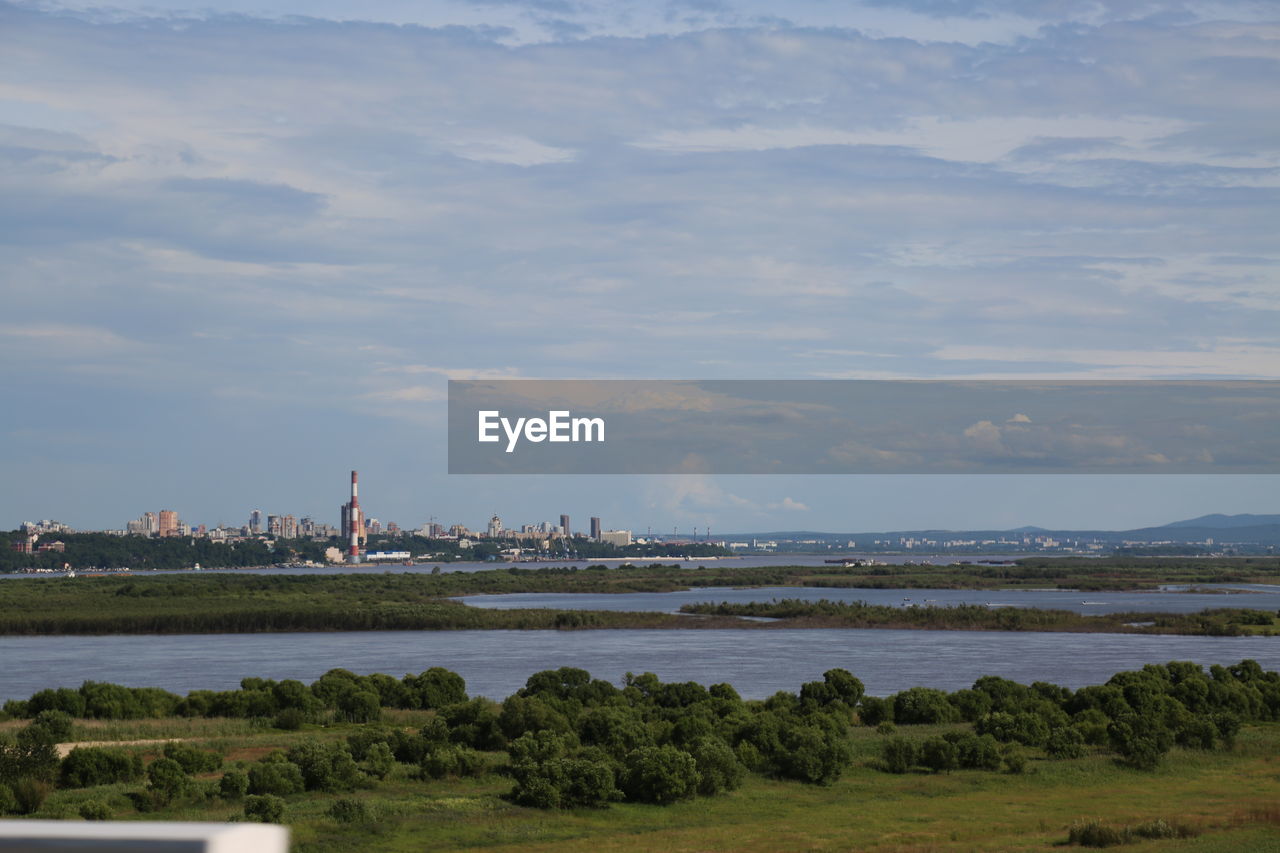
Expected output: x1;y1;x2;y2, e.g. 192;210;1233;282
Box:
688;736;744;795
919;736;958;773
145;757;191;806
219;770;249;799
882;737;917;774
621;746;700;805
247;760;305;796
243;794;285;823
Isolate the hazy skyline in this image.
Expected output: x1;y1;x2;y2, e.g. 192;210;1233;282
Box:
2;0;1277;532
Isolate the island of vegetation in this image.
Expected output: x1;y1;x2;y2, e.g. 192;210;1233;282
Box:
0;561;1277;636
1;660;1278;851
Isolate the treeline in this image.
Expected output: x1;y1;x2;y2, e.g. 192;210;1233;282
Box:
2;659;1277;821
680;598;1280;636
0;532;329;573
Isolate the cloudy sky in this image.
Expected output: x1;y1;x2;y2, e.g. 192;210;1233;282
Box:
2;0;1278;534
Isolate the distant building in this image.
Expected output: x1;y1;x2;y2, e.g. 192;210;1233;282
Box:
599;529;632;547
590;517;601;541
487;515;503;538
249;509;263;535
37;540;66;553
560;514;571;537
267;515;282;537
143;512;159;536
281;515;298;540
158;510;178;537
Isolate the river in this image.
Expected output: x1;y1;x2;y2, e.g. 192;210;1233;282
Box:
455;583;1280;616
1;629;1275;703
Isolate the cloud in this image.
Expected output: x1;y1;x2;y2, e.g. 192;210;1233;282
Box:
3;0;1280;527
769;496;809;512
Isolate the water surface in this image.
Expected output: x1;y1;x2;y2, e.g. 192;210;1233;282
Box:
2;629;1275;702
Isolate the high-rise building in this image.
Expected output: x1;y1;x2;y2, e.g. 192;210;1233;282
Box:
143;512;159;536
560;514;571;537
590;516;601;541
158;510;178;537
249;510;263;534
282;515;298;539
487;515;503;538
267;515;282;536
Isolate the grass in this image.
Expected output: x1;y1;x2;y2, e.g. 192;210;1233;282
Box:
21;720;1280;852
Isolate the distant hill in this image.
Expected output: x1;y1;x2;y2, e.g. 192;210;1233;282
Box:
1160;513;1280;529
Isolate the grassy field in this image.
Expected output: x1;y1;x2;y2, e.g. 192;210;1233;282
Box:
18;717;1280;852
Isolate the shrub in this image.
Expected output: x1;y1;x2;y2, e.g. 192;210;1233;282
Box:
337;690;381;724
59;747;144;788
881;737;917;774
327;797;372;824
893;688;958;725
145;758;191;805
243;794;285;823
776;724;851;785
273;708;306;731
1002;744;1027;774
858;696;892;727
78;799;112;821
29;711;74;743
286;740;360;792
875;721;896;736
954;733;1002;770
11;778;50;814
621;746;700;805
362;742;395;780
163;742;222;774
0;783;15;815
1045;727;1086;760
219;770;249;799
688;736;744;795
919;736;958;773
247;761;304;796
421;746;485;780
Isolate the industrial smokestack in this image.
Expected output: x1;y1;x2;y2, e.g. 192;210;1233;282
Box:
348;470;361;561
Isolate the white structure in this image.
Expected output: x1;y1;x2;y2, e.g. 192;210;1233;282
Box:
599;529;632;547
0;821;288;853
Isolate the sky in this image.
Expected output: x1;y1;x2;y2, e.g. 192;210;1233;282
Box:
1;0;1278;534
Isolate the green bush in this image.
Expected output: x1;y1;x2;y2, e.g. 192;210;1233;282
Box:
145;758;191;805
243;794;285;823
362;742;395;780
1046;726;1086;759
29;710;74;743
273;708;306;731
78;799;112;820
881;737;916;774
162;742;222;774
327;797;372;824
11;778;50;814
247;761;305;796
286;740;361;792
219;770;249;799
919;736;958;773
421;745;485;780
688;736;744;795
59;747;144;788
621;745;700;805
